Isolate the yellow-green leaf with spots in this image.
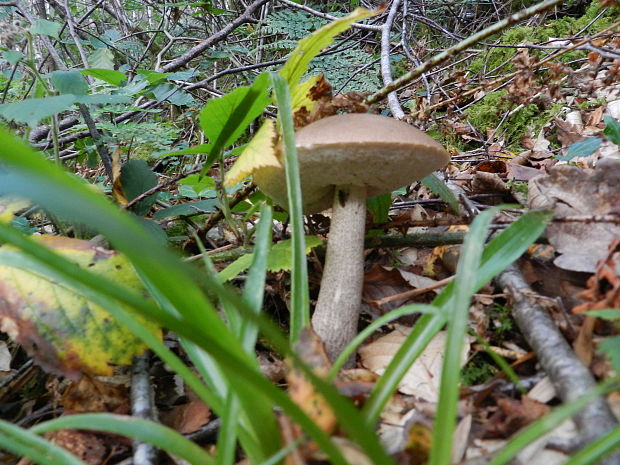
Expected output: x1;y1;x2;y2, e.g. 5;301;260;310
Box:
224;118;280;187
0;236;161;379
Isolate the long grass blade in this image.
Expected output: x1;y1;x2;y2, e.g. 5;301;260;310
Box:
0;420;86;465
270;72;309;341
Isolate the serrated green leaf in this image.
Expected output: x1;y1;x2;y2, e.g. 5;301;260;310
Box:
2;50;23;66
421;173;460;214
30;19;61;38
81;68;127;86
0;95;76;127
0;236;161;378
279;8;376;88
603;116;620;146
88;48;114;70
50;70;89;96
559;137;602;161
120;160;158;216
199;72;271;150
219;236;323;282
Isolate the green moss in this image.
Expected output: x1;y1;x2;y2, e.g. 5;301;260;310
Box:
468;2;620;76
464;92;563;150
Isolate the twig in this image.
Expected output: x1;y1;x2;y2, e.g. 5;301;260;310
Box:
496;264;619;464
131;352;157;465
366;0;566;105
379;0;405;118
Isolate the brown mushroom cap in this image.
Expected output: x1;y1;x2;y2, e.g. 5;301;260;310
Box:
253;113;450;213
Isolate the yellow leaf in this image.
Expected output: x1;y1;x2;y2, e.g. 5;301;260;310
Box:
291;75;323;113
0;236;161;379
224;119;281;187
111;149;128;205
0;197;30;223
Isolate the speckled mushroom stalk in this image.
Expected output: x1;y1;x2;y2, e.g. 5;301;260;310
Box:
253;113;450;364
312;184;367;364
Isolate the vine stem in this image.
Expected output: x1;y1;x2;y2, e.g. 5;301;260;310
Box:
366;0;566;105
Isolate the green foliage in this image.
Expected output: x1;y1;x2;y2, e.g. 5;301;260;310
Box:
96;121;181;157
263;8;380;93
461;353;498;385
262;9;328;40
309;46;382;93
219;235;323;282
587;309;620;372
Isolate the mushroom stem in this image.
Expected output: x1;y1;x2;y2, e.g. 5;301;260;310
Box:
312;184;367;365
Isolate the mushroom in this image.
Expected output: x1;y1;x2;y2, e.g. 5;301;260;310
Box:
254;113;450;363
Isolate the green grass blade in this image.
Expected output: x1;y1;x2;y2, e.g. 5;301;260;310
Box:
30;414;214;465
0;225;225;415
0;420;86;465
564;425;620;465
421;174;460;214
362;209;553;425
430;208;499;465
329;304;441;379
240;203;273;350
488;379;619;465
271;72;309;341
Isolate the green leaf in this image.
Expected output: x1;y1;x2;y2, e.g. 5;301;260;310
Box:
31;414;214;465
279;8;376;88
0;95;76;127
586;309;620;320
30;19;61;39
152;199;218;220
599;336;620;371
157;144;212;157
0;236;161;378
3;50;23;65
74;94;132;104
558;137;602;161
563;424;620;465
219;236;323;282
179;173;216;194
199;72;270;150
80;68;127;86
603;116;620;146
50;70;89;96
421;174;460;214
88;48;114;70
120;160;158;216
367;193;391;223
151;83;195;106
0;419;86;465
136;69;173;85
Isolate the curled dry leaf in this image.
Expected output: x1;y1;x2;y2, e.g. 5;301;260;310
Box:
0;236;161;379
528;158;620;273
359;329;471;402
